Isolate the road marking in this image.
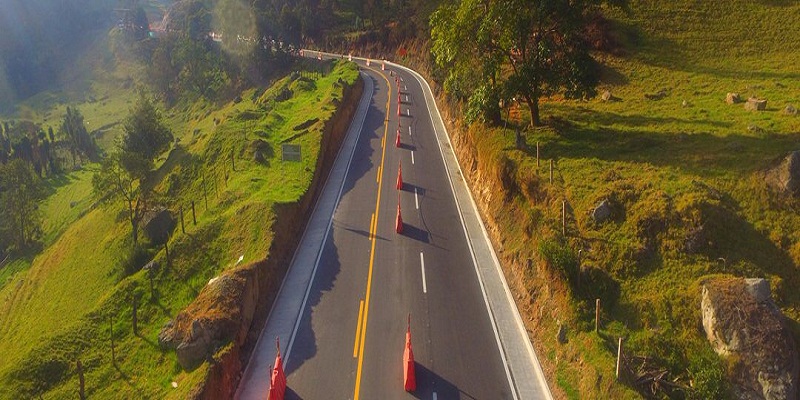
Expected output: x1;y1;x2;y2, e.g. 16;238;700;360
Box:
433;393;437;400
411;151;415;165
354;66;392;400
353;300;364;357
409;125;412;136
400;77;404;82
376;165;381;183
404;85;407;91
406;95;409;103
407;108;411;116
369;213;375;240
415;187;419;209
420;252;427;294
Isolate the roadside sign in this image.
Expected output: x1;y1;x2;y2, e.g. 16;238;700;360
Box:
282;144;302;162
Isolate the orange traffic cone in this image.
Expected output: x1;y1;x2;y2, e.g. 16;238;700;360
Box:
396;195;403;234
397;161;403;190
403;315;416;392
268;337;287;400
395;128;401;148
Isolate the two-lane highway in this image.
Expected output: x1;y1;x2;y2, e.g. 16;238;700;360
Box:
237;54;551;399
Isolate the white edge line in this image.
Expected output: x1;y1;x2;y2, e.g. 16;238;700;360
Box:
236;70;373;397
420;252;427;294
389;59;553;400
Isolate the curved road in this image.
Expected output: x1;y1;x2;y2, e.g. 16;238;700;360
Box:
237;55;552;400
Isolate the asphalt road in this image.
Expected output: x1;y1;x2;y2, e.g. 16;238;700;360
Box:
279;58;514;399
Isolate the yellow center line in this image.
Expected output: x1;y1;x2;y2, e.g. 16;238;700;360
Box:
354;66;392;400
353;300;365;358
369;213;375;240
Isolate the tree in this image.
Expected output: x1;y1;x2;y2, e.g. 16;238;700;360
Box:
94;94;172;244
431;0;621;126
93;151;148;244
120;92;173;177
59;107;96;167
0;159;45;251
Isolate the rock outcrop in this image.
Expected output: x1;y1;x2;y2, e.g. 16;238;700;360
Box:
765;151;800;196
159;264;259;371
592;199;613;224
727;92;742;104
701;277;799;400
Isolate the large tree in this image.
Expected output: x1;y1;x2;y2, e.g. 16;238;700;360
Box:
94;94;173;244
59;107;96;167
0;159;45;251
431;0;620;126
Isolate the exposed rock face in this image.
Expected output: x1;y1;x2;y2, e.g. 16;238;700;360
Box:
701;277;799;400
745;98;768;111
142;208;176;245
592;199;613;224
727;92;742;104
159;264;259;371
765;151;800;196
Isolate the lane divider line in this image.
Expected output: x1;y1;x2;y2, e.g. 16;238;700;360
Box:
354;65;392;400
353;300;365;358
409;125;412;136
420;252;427;294
415;187;419;209
376;165;381;183
411;151;415;165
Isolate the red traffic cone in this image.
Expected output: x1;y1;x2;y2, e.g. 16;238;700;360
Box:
403;315;416;392
396;197;404;234
397;161;403;190
395;128;401;148
268;337;287;400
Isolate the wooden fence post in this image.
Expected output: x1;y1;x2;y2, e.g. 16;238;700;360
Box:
616;337;623;380
77;360;85;400
179;206;185;234
596;298;600;333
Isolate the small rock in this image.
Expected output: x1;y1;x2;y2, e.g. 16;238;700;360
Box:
592;199;613;224
253;150;265;163
601;90;613;102
69;201;77;208
681;100;690;108
745;97;767;111
784;105;797;115
726;92;742;104
557;324;568;344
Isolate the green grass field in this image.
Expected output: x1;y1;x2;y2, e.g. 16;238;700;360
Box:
457;1;800;398
0;60;358;398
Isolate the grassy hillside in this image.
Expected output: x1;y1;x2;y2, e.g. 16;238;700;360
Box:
448;1;800;398
0;60;358;398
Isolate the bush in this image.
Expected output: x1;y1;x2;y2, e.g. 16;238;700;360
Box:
119;244;153;278
539;238;579;285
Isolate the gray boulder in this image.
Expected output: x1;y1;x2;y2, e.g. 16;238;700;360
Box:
702;278;799;400
784;105;797;115
142;208;176;245
592;199;613;224
766;151;800;196
745;97;768;111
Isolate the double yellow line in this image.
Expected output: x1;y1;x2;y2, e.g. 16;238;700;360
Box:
352;67;392;400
